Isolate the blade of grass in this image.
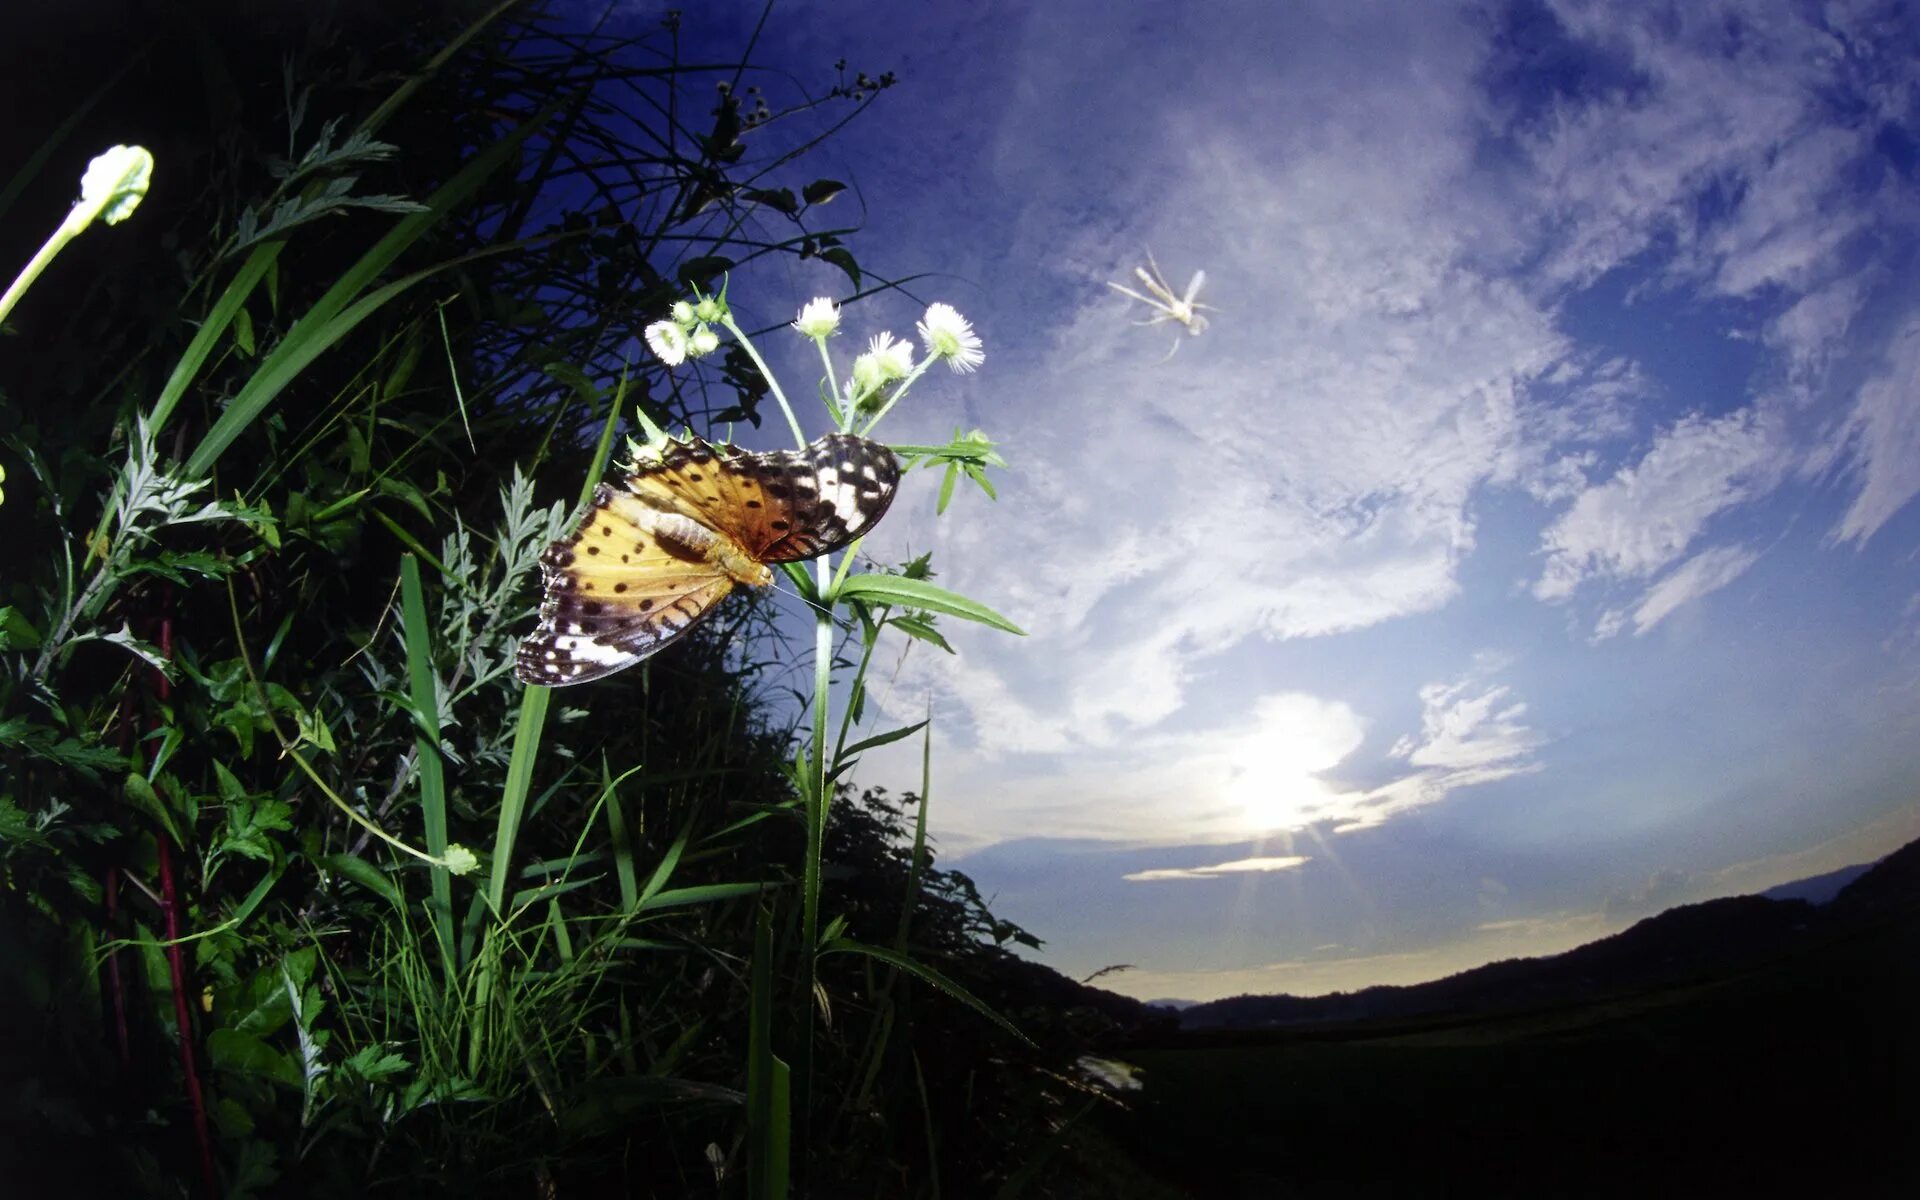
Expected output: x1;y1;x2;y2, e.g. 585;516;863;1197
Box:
185;98;563;476
746;905;789;1199
488;683;550;913
399;554;453;981
820;937;1033;1047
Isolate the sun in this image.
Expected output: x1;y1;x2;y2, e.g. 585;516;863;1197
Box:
1217;696;1363;834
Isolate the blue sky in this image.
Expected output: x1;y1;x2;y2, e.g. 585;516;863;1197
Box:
611;0;1920;1001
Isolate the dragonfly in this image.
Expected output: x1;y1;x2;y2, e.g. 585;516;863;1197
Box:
1107;252;1218;360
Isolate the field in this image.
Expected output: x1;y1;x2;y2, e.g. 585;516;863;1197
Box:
1112;920;1920;1197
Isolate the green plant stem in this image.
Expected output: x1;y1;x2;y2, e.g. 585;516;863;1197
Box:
30;554;114;683
796;550;835;1154
815;336;846;430
720;313;805;445
858;354;937;435
0;205;87;325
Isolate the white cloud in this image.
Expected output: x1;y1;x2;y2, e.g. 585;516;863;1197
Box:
1514;0;1889;296
1330;664;1548;833
1391;676;1543;773
914;668;1543;848
1594;543;1762;639
916;691;1370;847
870;11;1568;763
1533;409;1785;601
817;0;1920;865
1124;855;1311;882
1835;316;1920;544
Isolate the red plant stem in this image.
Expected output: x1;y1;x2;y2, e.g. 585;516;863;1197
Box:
156;835;218;1198
148;604;220;1199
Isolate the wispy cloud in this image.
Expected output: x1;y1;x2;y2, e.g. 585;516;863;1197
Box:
1533;410;1784;602
1835;318;1920;545
1331;664;1548;832
1593;544;1763;639
1124;855;1311;882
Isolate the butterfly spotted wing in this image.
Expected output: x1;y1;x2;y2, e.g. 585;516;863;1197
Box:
515;432;900;686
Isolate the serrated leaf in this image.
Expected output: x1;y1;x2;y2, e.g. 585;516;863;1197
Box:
207;1028;301;1086
0;606;42;650
0;798;50;848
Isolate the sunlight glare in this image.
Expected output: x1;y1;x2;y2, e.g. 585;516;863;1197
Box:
1221;696;1362;834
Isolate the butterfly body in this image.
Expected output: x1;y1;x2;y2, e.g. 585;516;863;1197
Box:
516;432;899;687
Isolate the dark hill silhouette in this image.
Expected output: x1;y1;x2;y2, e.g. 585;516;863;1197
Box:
1179;836;1919;1031
1760;860;1873;904
1113;834;1920;1196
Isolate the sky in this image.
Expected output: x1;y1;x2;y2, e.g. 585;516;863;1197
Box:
607;0;1920;1002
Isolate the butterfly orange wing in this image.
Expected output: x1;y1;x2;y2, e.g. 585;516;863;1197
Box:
622;432;900;563
515;433;901;687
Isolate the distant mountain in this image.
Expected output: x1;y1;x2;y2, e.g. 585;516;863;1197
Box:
1179;839;1920;1032
1142;998;1198;1010
1760;861;1875;905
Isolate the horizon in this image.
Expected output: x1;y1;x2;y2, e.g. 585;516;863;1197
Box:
636;0;1920;1004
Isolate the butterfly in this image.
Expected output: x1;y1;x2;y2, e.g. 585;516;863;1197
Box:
515;432;901;687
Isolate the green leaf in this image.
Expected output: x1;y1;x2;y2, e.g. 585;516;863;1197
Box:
820;937;1034;1047
742;187;799;216
232;305;256;356
835;575;1024;635
0;605;43;650
802;179;847;206
220;795;294;862
376;476;435;522
318;853;403;908
207;1028;301;1086
889;616;955;654
840;720;929;760
122;773;184;846
638;882;767;911
818;247;860;288
0;798;49;848
184;100;560;475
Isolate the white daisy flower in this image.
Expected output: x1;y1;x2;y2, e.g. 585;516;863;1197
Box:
791;297;841;338
645;320;689;366
916;302;984;373
869;330;915;380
